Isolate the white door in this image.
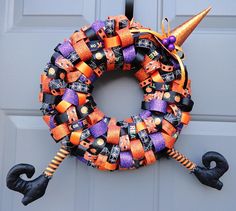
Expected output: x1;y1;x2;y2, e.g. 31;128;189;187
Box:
0;0;235;211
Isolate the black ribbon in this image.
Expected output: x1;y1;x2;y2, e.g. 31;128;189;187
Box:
125;0;134;20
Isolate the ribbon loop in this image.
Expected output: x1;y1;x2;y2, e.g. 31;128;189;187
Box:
161;17;171;37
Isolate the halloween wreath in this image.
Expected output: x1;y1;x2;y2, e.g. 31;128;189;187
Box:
6;7;229;206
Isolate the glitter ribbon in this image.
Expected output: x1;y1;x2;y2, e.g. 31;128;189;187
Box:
89;119;108;138
149;133;166;152
62;88;78;105
58;41;74;57
120;151;133;168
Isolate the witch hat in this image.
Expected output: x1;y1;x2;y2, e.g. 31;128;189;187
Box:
171;7;211;46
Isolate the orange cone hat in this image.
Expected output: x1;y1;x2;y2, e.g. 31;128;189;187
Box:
171;7;211;46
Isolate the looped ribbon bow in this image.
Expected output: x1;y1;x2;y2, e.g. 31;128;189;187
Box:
130;18;186;88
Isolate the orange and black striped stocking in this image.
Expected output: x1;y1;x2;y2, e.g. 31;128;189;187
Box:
44;146;70;177
167;148;196;171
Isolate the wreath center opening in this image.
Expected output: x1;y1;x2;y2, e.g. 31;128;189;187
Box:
93;70;143;120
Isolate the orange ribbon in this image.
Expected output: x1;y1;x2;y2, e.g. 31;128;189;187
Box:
130;18;186;88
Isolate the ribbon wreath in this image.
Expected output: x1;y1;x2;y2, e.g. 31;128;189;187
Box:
6;12;229;206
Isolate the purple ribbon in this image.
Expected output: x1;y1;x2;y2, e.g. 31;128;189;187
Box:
77;156;87;164
89;119;108;138
170;58;180;69
55;54;63;65
177;123;183;131
49;115;56;129
78;74;88;83
58;41;74;57
62;88;78;105
149;99;167;113
149;132;165;152
120;151;133;168
77;120;85;128
123;45;136;63
139;110;151;120
91;20;105;33
89;73;96;83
